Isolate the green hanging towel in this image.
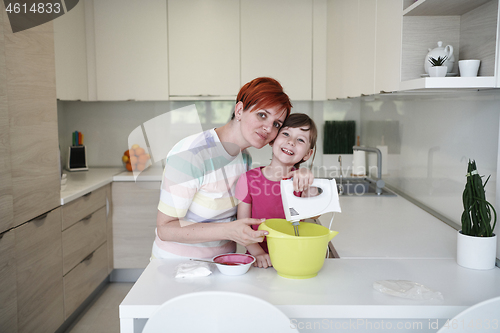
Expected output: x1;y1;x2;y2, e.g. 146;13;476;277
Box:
323;121;355;154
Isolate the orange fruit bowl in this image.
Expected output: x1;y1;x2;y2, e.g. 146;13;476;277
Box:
122;146;152;172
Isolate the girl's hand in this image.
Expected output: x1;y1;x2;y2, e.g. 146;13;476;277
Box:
227;218;267;247
254;253;272;268
285;168;314;192
246;243;272;268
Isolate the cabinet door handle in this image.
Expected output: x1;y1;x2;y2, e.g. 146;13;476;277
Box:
32;212;48;221
81;252;94;263
83;192;92;197
81;214;92;221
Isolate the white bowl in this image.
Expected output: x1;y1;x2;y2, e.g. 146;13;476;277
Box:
212;253;255;276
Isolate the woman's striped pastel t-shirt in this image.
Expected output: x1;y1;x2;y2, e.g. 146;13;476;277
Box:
155;129;251;258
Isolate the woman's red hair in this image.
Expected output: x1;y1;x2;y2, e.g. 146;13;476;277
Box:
233;77;292;119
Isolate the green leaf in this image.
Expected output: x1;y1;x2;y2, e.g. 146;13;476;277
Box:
428;55;448;67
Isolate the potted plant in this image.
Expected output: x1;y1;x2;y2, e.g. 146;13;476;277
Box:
457;160;497;270
428;56;448;77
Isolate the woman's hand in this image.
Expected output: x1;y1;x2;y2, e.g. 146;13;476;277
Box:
227;218;268;247
285;168;314;192
157;211;267;245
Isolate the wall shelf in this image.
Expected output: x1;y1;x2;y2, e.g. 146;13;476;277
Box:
403;0;492;16
399;77;497;91
400;0;499;92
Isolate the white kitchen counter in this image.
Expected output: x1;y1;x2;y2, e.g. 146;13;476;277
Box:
319;195;458;259
60;168;122;204
120;258;500;332
112;166;163;182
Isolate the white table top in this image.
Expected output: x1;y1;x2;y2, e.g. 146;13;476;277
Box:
319;195;459;259
120;258;500;320
60;168;122;204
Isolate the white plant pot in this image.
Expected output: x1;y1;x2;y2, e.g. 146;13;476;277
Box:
428;66;447;77
457;231;497;270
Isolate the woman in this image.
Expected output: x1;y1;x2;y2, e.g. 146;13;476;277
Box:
153;77;313;259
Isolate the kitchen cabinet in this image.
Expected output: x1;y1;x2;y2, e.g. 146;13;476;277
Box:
241;0;313;101
327;0;402;99
63;243;108;319
106;184;114;273
1;5;69;332
400;0;499;90
53;0;90;101
0;230;17;332
167;0;240;99
62;207;106;276
52;0;330;101
326;0;359;99
0;8;13;234
374;0;403;94
61;185;110;319
112;182;160;269
61;185;107;230
93;0;169;100
327;0;376;99
15;208;64;333
3;12;60;228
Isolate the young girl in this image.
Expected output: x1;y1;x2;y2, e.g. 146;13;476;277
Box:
235;113;318;268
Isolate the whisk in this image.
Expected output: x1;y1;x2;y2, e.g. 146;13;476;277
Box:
292;220;300;236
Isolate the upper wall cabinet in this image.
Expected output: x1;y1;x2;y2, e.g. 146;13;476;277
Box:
400;0;499;90
93;0;169;100
241;0;313;101
54;0;323;101
53;0;89;101
168;0;240;99
327;0;362;99
375;0;403;94
327;0;402;99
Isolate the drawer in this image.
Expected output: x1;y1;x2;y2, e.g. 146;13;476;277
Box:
62;207;107;275
62;186;107;230
63;243;108;320
15;208;64;333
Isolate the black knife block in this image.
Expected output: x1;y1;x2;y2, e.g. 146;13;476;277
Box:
67;146;88;171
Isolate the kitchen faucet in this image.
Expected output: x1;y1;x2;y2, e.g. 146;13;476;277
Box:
352;146;385;195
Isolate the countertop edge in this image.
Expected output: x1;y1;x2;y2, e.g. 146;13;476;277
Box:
60;168;123;205
60;178;114;205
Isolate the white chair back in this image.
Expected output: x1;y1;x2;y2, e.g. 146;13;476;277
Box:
436;296;500;332
142;291;298;333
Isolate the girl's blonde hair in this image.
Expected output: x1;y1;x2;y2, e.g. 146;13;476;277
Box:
279;113;317;169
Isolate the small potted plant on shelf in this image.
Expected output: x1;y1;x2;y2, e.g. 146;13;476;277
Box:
428;56;448;77
458;160;497;270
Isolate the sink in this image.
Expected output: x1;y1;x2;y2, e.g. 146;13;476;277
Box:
319;177;396;197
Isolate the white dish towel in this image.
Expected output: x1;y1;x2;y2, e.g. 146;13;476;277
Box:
175;262;212;278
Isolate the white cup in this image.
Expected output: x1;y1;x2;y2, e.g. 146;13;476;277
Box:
459;60;480;77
